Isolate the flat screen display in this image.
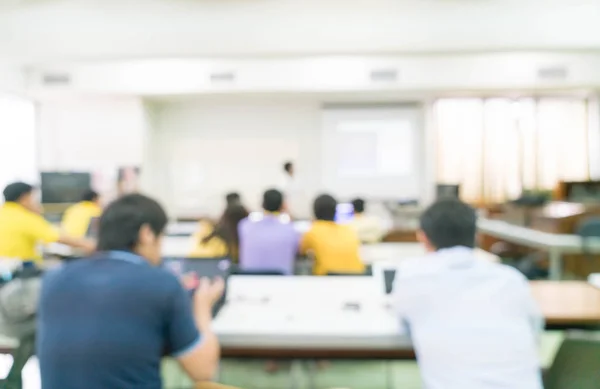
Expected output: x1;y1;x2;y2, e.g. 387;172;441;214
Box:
41;172;92;204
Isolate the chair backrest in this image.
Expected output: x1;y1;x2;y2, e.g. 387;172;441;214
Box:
576;217;600;238
544;331;600;389
195;383;242;389
575;217;600;257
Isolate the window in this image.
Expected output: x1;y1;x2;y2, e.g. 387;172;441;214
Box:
435;97;590;204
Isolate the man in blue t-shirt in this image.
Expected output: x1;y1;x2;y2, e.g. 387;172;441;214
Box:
38;194;224;389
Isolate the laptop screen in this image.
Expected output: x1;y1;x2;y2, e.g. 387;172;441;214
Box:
335;203;354;224
162;257;231;317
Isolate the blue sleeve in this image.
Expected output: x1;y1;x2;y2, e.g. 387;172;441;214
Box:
165;277;202;358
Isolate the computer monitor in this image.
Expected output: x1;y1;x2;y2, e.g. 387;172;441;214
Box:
335;202;354;224
41;172;92;204
162;257;231;317
436;184;460;200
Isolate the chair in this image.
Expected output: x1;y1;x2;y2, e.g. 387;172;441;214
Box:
576;217;600;256
231;268;285;276
195;382;242;389
327;269;372;276
543;331;600;389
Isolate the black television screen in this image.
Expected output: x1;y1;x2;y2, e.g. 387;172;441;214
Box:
436;184;460;199
41;172;92;204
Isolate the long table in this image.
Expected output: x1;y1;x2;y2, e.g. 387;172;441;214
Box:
477;218;600;280
213;277;600;359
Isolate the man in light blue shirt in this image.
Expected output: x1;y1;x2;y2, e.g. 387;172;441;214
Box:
238;189;300;275
392;199;543;389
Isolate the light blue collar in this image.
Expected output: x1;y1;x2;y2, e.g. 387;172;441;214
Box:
106;250;147;265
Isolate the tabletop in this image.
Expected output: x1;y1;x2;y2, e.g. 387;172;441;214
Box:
531;281;600;325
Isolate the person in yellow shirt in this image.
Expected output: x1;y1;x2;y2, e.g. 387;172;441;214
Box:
300;194;365;275
0;182;95;261
61;190;103;238
189;204;249;262
347;198;385;244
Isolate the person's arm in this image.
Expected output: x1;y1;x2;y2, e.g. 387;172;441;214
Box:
520;278;544;342
175;277;224;382
391;276;411;336
30;214;95;254
57;235;96;253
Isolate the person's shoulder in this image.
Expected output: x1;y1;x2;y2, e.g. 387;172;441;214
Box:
484;261;529;285
238;216;251;229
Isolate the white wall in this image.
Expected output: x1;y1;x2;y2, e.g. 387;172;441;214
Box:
38;96;147;199
26;52;600;96
1;0;599;61
0;65;24;93
146;96;428;217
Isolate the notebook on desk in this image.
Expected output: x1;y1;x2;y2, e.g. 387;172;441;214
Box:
162;257;231;317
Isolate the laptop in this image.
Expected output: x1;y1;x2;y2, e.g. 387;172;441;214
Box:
162;257;231;317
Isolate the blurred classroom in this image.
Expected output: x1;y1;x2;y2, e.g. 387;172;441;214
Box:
1;0;600;388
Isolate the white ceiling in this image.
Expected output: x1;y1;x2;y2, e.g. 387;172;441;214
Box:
0;0;599;65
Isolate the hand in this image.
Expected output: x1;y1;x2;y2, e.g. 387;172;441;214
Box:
82;239;97;254
194;277;225;311
180;272;199;290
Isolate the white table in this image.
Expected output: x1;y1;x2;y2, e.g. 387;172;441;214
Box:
213;276;411;356
478;218;600;280
165;222;199;237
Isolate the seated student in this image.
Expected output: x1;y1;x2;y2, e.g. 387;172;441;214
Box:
38;194;225;389
0;182;95;261
300;194;365;275
61;189;103;238
238;189;299;275
392;199;543;389
190;204;249;262
347;198;385;244
225;192;242;207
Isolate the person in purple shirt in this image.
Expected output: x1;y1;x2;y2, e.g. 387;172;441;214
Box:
238;189;300;275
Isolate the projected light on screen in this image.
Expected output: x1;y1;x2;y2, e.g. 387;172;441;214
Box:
336;120;413;177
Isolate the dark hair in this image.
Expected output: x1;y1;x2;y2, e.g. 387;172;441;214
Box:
313;194;337;221
81;190;99;202
97;194;168;251
351;198;365;213
263;189;283;212
283;161;293;173
3;182;33;202
203;204;249;259
419;199;477;250
225;192;241;206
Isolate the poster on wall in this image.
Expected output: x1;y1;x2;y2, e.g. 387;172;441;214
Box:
117;166;141;196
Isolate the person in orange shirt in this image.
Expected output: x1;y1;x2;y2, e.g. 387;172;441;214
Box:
300;194;365;276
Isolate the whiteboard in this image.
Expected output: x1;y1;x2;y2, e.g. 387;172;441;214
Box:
321;106;423;200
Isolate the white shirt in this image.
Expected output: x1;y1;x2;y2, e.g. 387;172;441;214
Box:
278;173;306;218
392;246;543;389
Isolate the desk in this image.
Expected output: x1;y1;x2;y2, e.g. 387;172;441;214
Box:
477;218;600;280
213;277;600;359
360;243;498;265
530;281;600;326
166;222;199;237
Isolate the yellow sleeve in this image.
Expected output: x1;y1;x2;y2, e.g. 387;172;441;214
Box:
299;230;313;255
29;214;60;244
